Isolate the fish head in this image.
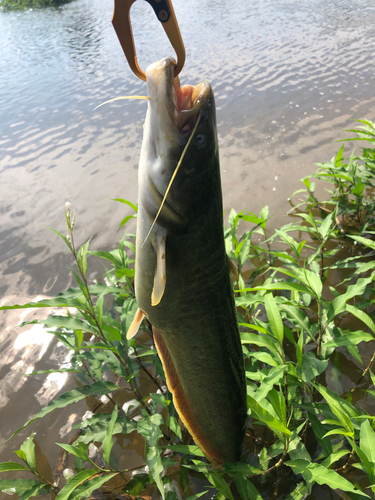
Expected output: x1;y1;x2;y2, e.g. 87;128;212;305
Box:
139;57;219;232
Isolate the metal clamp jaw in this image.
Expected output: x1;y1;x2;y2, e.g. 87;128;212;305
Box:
112;0;186;81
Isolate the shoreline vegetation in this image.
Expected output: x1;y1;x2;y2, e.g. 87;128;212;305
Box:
1;119;375;499
0;0;72;10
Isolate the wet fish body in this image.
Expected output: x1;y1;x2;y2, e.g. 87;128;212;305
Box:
131;58;247;464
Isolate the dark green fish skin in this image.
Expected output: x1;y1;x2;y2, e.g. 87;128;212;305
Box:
134;57;247;463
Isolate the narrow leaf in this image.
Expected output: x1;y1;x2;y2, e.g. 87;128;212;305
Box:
286;459;369;497
69;473;117;500
264;293;284;344
103;405;118;466
0;462;29;472
55;470;98;500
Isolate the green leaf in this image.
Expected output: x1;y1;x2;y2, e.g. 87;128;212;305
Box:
4;382;118;443
77;238;91;279
303;268;322;299
347;438;374;483
318;212;335;240
346;304;375;335
88;251;122;268
38;316;98;335
70;269;89;301
76;414;136;445
323;429;353;438
312;383;353;434
0;479;49;496
95;294;104;330
288;437;311;462
296;331;303;371
264;293;284;344
247;394;291;437
299;352;328;382
184;493;206;500
281;304;315;342
0;462;29;472
166;444;205;457
0;296;90;312
285;482;310;500
14;450;27;463
69;473;117;500
248;351;279;367
55;470;98;500
201;468;234;500
124;473;150;496
360;419;375;464
233;476;263;500
20;435;37;471
150;393;168;409
286;459;369;497
103;405;118;466
244;282;312;295
137;413;165;500
254;365;287;401
326;274;375;325
240;332;280;354
348;235;375;252
308;411;332;456
112;198;138;212
56;443;90;463
321;450;350;468
166;415;182;440
23;368;87;377
322;330;374;349
46;226;72;251
118;214;137;229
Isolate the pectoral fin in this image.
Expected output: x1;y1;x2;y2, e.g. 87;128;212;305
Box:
127;308;145;339
151;234;167;306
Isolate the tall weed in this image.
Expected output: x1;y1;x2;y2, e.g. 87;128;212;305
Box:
1;120;375;499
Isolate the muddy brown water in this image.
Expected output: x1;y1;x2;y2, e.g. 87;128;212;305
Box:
1;0;375;498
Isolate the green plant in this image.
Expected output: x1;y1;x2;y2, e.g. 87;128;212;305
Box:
0;0;73;10
1;120;375;499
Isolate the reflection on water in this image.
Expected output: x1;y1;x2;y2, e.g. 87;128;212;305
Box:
1;0;375;494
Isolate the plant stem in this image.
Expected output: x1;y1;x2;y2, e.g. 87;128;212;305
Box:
345;349;375;399
68;221;151;416
132;344;164;392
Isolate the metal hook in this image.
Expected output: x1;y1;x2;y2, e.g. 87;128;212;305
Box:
112;0;186;82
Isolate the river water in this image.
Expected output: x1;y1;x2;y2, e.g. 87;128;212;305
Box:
0;0;375;497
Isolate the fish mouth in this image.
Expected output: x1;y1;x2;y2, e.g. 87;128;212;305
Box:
173;76;210;131
146;57;211;134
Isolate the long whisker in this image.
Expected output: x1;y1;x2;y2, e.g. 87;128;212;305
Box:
141;113;202;248
94;96;149;110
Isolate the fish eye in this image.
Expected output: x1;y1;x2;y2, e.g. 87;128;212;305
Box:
195;133;206;148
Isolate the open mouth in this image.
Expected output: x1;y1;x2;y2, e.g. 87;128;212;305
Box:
172;77;210;132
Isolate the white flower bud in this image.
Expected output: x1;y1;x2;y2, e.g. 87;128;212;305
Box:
100;395;110;404
122;399;140;414
63;468;74;481
82;411;93;421
131;465;150;477
65;202;70;209
88;443;98;459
